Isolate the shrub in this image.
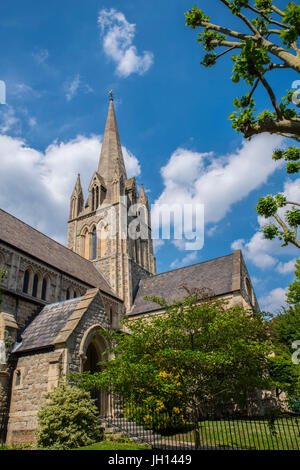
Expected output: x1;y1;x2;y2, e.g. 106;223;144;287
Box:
35;382;103;449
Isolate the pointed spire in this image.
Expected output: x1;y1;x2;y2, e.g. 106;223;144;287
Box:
74;173;83;195
139;184;148;204
98;97;127;184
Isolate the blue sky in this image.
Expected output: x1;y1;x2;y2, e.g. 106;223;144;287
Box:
0;0;299;312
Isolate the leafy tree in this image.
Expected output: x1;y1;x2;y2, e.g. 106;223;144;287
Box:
256;190;300;248
286;257;300;303
35;382;103;450
268;303;300;404
186;1;300;140
186;1;300;248
271;304;300;349
70;292;274;448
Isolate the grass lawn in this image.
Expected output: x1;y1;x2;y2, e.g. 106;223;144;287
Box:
78;440;151;450
171;417;300;450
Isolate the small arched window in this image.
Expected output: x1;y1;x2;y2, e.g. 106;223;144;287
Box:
82;228;89;259
41;278;47;301
66;288;70;300
32;274;39;297
15;370;21;387
23;269;30;294
92;227;97;259
245;278;253;305
73;291;77;298
96;186;99;209
92;187;95;211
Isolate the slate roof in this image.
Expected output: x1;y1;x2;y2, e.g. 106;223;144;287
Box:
0;208;117;298
129;253;235;316
13;297;82;353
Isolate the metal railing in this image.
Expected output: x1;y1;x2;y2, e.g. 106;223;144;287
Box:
99;392;300;450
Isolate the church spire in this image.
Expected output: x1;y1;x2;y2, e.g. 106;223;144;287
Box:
98;95;127;184
139;184;148;204
74;173;83;195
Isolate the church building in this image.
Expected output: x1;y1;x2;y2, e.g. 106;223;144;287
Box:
0;96;258;445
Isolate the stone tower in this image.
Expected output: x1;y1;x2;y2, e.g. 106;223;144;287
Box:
67;96;156;311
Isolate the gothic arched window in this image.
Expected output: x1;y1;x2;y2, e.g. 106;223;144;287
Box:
96;186;99;209
32;274;39;297
92;187;95;211
82;228;89;259
92;227;97;259
74;291;77;298
23;269;30;294
66;288;70;300
41;278;48;301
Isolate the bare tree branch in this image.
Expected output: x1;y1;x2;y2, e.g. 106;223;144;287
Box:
219;0;261;36
201;21;250;40
285;201;300;208
209;39;243;49
244;118;300;140
257;72;283;119
246;5;289;29
271;5;285;17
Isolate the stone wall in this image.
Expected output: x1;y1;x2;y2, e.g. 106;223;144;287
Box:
6;348;64;446
6;290;112;446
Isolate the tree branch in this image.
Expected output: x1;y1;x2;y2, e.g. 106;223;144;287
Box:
243;118;300;141
261;37;300;72
273;214;300;249
209;39;243;49
277;133;300;142
201;21;250;40
215;46;239;61
257;72;283;119
219;0;261;36
285;201;300;208
246;5;289;29
271;5;284;17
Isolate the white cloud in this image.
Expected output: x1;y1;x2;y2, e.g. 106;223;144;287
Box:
170;251;198;269
122;146;141;177
64;75;94;101
276;258;297;274
259;287;288;313
153;239;165;252
0;106;20;133
64;74;81;101
98;9;154;77
32;49;49;64
0;134;141;244
10;83;41;99
153;134;283;238
231;234;278;269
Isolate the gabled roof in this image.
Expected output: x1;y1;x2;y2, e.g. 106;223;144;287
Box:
13;288;105;354
129;253;236;316
13;297;83;353
0;208;117;298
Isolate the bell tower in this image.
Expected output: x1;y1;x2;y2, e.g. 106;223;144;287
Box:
67;95;156;311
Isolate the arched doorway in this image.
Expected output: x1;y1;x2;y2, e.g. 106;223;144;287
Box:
83;341;102;410
79;326;108;415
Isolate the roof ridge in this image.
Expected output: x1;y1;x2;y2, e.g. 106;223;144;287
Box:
0;208;107;276
147;252;234;279
0;208;115;296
